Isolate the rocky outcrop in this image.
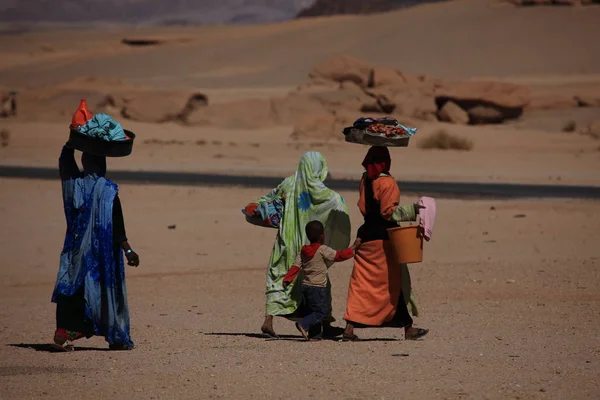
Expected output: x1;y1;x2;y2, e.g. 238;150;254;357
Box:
99;91;208;123
435;81;532;124
582;121;600;139
308;55;536;125
186;98;276;129
0;89;17;118
309;55;373;87
437;101;470;124
527;84;600;110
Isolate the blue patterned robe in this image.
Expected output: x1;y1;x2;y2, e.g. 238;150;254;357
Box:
52;147;133;347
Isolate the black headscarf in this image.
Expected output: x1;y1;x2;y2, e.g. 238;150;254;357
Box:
81;153;106;177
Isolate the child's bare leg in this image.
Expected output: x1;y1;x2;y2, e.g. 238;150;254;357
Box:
261;315;277;337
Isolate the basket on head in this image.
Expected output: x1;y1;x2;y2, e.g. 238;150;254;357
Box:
67;129;136;157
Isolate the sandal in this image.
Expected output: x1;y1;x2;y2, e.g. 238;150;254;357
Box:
51;332;74;352
341;333;359;342
261;326;279;338
405;328;429;341
295;323;310;341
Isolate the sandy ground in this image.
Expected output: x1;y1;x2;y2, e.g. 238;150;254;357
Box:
0;179;599;399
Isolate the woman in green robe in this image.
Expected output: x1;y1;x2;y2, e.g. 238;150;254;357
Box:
246;152;349;337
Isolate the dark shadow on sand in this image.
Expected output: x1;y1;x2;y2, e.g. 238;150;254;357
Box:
203;333;402;342
8;343;110;352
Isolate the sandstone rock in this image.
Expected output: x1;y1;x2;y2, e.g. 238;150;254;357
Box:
273;92;325;122
435;81;531;123
99;90;200;123
367;86;437;121
582;121;600;139
369;67;407;87
0;90;17;117
178;93;209;121
312;88;373;114
186;98;276;129
339;81;365;92
309;55;373;87
527;93;578;110
527;84;600;110
435;81;531;109
467;105;506;124
574;86;600;107
437;101;469;124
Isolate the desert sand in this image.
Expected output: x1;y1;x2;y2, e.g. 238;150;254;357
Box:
0;0;599;398
0;180;599;399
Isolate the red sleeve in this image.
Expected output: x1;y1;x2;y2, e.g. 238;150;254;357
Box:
334;248;355;262
282;265;301;286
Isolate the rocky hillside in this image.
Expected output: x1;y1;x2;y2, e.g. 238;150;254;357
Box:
296;0;446;18
0;0;314;25
505;0;599;5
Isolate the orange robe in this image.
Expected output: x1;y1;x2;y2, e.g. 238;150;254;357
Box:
344;175;409;326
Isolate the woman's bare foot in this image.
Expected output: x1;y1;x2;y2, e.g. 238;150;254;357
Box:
342;322;358;341
405;325;429;340
261;315;278;338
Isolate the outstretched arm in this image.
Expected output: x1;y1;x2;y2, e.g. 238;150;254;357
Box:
59;144;80;180
282;253;302;288
392;204;418;222
322;238;362;264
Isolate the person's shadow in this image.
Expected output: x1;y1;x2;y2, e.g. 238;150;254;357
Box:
8;343;110;352
203;332;401;342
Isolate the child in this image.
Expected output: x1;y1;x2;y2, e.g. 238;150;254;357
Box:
283;220;361;341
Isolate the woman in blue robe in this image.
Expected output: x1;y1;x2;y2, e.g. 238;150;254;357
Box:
51;144;140;351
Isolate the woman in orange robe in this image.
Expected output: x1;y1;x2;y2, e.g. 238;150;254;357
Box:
343;146;429;341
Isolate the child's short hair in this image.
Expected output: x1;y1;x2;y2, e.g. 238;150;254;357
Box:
305;220;324;243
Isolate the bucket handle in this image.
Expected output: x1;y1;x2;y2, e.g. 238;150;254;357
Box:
396;214;421;228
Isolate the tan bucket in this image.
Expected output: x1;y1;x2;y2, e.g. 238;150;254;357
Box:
387;225;423;264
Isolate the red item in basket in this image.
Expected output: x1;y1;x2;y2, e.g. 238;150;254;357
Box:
367;123;408;137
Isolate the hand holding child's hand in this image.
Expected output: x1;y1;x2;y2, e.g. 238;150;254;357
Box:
351;238;362;251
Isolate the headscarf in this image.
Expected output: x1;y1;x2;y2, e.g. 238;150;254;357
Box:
285;151;349;253
81;153;107;177
362;146;391;179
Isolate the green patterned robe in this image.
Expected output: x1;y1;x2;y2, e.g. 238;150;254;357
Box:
253;152;349;316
